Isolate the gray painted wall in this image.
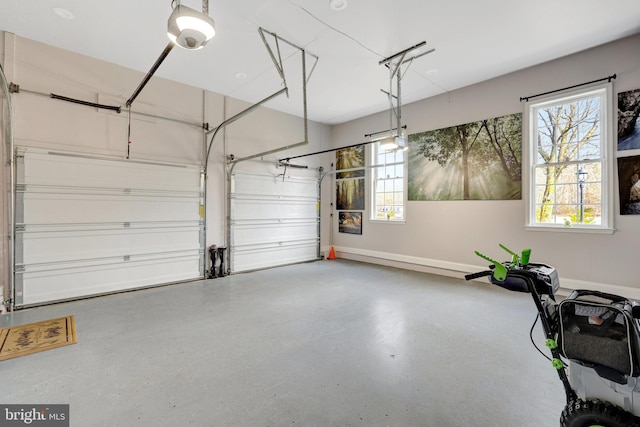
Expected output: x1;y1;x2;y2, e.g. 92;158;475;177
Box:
327;33;640;296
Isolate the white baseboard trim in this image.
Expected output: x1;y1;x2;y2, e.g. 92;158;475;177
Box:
558;278;640;300
323;245;640;301
324;245;478;277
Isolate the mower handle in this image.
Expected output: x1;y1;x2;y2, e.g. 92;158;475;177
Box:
464;270;493;281
465;268;538;294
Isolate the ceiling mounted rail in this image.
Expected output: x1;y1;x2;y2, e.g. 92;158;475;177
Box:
370;41;434;152
126;43;174;108
205;28;320;172
378;41;426;66
278;36;440;166
259;27;320;88
204;87;288;171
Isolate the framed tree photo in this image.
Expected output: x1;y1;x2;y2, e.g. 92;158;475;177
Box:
336;146;365;179
336;178;365;210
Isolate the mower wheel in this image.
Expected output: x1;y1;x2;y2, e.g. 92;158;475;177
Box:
560;399;638;427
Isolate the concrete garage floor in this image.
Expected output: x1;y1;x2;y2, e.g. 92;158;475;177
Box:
1;259;566;426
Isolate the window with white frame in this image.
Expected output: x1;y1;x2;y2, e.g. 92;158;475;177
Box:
371;142;406;221
525;82;614;232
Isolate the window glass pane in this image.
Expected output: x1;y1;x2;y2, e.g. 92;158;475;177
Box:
385;152;395;164
393;192;403;204
582;163;601;180
535;165;555;183
384;193;394;205
583;205;601;224
384;180;394;192
537;130;553;146
559;205;579;221
563;143;579;161
580;139;600;159
556;165;577;184
535;185;554;205
535;205;555;223
584;183;601;205
555;184;575;204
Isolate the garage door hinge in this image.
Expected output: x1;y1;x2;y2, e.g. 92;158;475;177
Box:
15;224;25;232
15;184;26;192
124;255;130;261
14;265;25;273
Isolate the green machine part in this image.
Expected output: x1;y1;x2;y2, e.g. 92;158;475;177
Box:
474;251;507;281
498;244;532;268
474;245;533;281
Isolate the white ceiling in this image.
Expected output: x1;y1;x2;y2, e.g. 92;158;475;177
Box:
2;0;640;125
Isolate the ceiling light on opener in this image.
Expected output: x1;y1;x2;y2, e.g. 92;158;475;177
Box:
167;1;215;50
379;136;398;151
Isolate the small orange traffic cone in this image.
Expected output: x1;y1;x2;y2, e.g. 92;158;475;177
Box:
327;247;336;260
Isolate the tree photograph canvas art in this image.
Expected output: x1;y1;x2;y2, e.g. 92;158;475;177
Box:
336;146;365;179
408;113;522;201
336;178;365;210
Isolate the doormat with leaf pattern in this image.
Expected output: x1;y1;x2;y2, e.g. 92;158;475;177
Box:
0;316;77;361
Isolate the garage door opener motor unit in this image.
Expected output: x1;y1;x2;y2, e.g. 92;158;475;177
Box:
466;244;640;426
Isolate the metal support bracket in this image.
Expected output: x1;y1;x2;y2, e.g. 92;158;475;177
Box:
376;41;435;141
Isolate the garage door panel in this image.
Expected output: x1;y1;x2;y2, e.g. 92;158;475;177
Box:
231;199;316;221
16;253;200;306
14;147;204;307
20;226;201;264
232;223;317;246
232;174;317;197
22;194;200;224
22;151;200;192
233;243;318;273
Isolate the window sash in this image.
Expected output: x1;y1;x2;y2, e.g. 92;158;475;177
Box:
525;82;613;232
371;143;406;221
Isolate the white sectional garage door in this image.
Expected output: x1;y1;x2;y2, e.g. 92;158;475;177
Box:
14;147;204;307
230;171;319;272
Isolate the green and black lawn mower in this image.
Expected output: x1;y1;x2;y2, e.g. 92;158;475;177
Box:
466;245;640;427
